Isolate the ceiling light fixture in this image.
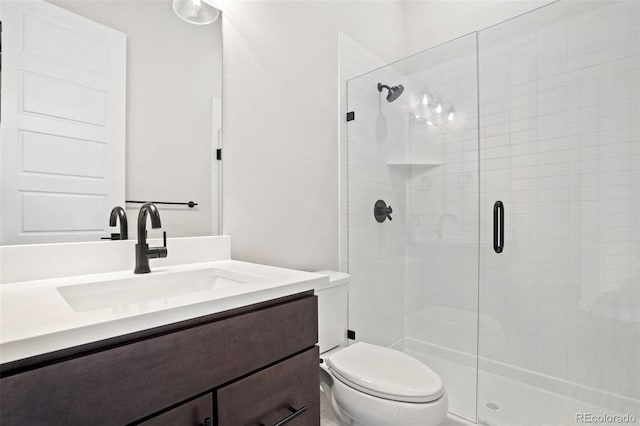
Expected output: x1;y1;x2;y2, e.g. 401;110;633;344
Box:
173;0;220;25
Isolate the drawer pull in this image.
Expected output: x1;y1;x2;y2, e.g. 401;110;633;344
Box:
260;405;307;426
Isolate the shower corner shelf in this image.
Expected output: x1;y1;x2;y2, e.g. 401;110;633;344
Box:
386;160;443;169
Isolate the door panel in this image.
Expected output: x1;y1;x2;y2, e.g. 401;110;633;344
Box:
1;0;126;244
478;2;640;425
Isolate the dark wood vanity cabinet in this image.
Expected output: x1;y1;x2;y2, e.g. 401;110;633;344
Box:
0;292;319;426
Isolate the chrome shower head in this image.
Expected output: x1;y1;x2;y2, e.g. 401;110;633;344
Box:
378;82;405;102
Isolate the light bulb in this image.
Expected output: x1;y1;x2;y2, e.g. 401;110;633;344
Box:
422;94;429;106
427;120;433;126
435;103;443;114
447;110;455;121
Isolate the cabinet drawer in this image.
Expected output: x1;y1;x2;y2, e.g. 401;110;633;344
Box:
140;393;213;426
217;347;319;426
1;295;317;425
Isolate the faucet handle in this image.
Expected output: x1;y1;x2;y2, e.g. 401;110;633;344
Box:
374;200;393;223
147;231;168;259
147;247;167;259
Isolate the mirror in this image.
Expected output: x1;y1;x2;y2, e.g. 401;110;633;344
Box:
0;0;222;244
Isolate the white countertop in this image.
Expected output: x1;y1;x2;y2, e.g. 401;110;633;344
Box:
0;260;329;364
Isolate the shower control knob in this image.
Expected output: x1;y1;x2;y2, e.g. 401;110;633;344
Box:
374;200;393;223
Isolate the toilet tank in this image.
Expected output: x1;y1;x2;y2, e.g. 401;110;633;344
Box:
315;270;349;354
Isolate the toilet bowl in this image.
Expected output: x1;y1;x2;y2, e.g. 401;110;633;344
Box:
316;271;448;426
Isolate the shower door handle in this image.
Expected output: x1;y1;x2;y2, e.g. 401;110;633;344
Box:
493;201;504;253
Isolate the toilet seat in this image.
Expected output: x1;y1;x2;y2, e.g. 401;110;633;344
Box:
326;342;444;403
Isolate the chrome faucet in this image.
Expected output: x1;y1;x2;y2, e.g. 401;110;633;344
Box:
134;203;168;274
109;206;128;240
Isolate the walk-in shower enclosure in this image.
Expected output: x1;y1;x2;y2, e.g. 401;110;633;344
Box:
344;1;639;424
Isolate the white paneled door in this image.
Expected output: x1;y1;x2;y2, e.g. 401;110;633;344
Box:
1;0;126;244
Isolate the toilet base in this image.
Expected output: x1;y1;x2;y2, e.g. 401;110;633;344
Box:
320;363;353;425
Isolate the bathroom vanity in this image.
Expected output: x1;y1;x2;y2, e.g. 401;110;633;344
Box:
0;240;326;426
1;292;318;425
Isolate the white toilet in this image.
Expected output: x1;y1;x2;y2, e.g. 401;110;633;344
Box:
316;271;448;426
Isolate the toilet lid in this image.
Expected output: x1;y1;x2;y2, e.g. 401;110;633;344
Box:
326;342;444;403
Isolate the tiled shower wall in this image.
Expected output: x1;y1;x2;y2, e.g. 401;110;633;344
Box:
478;0;639;407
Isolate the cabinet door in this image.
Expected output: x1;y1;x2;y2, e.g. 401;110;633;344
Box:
217;347;319;426
139;394;213;426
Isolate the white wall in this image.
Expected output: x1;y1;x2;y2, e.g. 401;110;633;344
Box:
403;0;550;57
220;1;406;271
50;0;222;238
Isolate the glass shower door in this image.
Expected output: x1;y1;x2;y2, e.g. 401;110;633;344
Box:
345;33;480;422
478;2;640;425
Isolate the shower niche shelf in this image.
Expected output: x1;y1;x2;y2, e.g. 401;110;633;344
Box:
386;160;442;169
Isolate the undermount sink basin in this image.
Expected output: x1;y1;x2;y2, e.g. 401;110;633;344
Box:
57;268;265;312
1;252;328;365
